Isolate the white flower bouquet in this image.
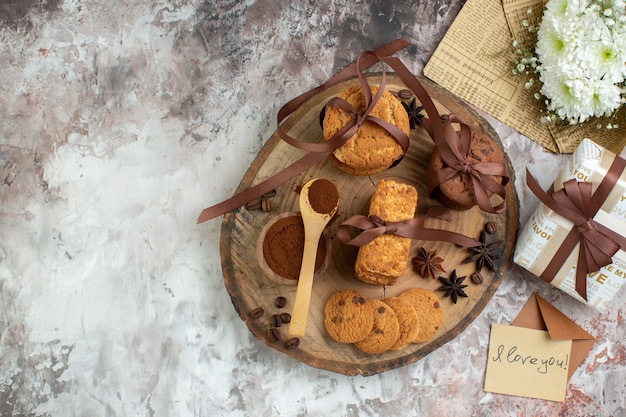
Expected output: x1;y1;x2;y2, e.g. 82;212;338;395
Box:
513;0;626;127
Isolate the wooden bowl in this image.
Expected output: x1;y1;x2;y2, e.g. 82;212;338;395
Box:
256;211;332;286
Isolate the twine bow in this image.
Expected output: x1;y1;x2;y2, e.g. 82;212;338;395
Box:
278;50;409;156
526;162;626;300
336;207;481;248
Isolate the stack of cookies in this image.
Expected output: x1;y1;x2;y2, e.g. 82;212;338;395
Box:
354;179;418;286
322;85;410;176
427;129;506;211
323;288;443;355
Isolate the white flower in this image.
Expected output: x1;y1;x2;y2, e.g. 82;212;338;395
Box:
540;63;623;122
578;26;625;82
540;64;593;121
589;78;623;116
536;16;574;65
532;0;626;123
545;0;589;16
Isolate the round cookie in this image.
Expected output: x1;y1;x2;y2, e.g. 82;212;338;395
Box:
399;288;444;343
382;297;420;351
322;85;410;176
324;289;374;343
427;130;505;210
354;299;400;354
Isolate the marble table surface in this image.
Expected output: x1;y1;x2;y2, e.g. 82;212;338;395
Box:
1;1;625;416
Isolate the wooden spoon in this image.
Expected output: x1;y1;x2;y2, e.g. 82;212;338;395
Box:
288;178;339;337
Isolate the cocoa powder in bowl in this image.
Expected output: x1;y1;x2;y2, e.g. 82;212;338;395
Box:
261;214;327;282
308;179;338;215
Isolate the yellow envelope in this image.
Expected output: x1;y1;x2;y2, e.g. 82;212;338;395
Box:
512;293;596;381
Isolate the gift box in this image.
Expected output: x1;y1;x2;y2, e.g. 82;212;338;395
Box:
514;139;626;311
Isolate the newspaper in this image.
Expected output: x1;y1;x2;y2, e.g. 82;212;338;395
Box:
423;0;626;154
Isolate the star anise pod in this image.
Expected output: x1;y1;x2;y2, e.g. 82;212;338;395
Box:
411;247;445;280
462;230;503;271
401;98;424;129
437;270;468;304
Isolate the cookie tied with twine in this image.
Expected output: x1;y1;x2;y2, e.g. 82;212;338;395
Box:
322;84;410;175
336;207;482;249
426;118;508;212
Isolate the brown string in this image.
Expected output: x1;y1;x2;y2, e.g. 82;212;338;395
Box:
525;158;626;300
336;207;481;248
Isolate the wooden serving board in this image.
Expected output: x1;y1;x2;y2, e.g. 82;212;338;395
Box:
219;74;519;376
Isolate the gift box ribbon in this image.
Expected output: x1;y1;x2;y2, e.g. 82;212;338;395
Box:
336;207;481;248
197;39;509;223
525;156;626;300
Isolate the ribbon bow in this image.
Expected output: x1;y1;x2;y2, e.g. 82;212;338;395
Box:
336;207;481;248
425;115;509;214
318;54;410;158
526;163;626;300
278;50;409;156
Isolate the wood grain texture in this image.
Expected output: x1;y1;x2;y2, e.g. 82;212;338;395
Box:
220;74;520;376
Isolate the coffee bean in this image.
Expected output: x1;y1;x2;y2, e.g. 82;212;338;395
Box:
261;198;271;212
484;221;497;234
262;189;277;199
280;313;291;323
471;271;484;284
285;337;300;349
398;89;413;99
271;314;282;327
274;296;287;308
249;307;264;319
246;199;262;210
267;328;280;342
